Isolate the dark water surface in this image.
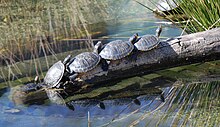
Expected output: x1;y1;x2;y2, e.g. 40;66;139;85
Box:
0;1;220;127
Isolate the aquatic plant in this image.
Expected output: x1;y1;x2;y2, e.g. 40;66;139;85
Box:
97;81;220;126
178;0;220;33
0;0;110;64
135;0;220;33
0;0;111;82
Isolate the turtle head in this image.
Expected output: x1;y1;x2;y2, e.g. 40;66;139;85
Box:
94;41;103;54
65;57;75;73
63;55;71;65
129;33;139;44
156;25;162;37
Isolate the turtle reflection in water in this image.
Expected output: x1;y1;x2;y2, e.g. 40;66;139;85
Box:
66;93;165;111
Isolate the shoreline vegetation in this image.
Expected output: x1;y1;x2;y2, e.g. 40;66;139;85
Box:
0;0;112;84
0;0;109;65
135;0;220;33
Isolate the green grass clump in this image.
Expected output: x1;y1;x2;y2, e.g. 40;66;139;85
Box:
136;0;220;33
158;0;220;33
178;0;220;33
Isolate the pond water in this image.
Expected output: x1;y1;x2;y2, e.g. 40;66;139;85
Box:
0;1;220;127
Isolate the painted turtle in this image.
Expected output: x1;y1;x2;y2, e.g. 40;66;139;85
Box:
98;37;137;65
133;25;162;51
66;42;107;81
68;52;101;73
21;55;71;105
44;55;71;88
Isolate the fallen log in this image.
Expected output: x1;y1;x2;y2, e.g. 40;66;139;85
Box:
80;27;220;83
11;28;220;105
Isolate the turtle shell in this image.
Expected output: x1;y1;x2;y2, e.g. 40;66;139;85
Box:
68;52;101;73
134;35;160;51
44;61;65;88
99;40;134;60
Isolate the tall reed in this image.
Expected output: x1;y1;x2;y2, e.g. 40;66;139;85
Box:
179;0;220;32
136;0;220;33
0;0;110;82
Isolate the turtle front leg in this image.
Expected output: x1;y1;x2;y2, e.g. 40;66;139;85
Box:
100;59;109;71
65;66;78;82
130;46;139;62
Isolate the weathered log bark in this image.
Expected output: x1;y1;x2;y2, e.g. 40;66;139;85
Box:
12;28;220;105
80;28;220;84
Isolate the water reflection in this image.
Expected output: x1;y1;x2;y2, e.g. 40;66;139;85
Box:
1;79;219;126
